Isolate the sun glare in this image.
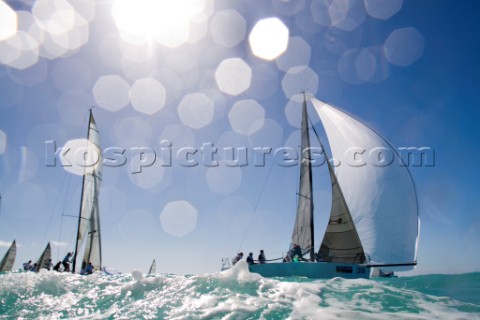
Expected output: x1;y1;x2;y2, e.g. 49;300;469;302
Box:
249;17;289;61
112;0;205;46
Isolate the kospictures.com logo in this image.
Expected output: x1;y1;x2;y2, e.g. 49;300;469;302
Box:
45;140;435;174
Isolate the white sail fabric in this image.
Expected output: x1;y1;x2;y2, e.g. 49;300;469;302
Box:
311;98;419;267
82;196;102;270
291;99;314;260
73;112;103;272
37;242;52;272
148;259;156;275
0;240;16;272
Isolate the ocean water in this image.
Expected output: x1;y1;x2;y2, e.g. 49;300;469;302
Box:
1;262;479;319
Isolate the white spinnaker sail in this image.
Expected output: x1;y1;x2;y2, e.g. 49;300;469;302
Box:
311;98;419;267
0;240;16;272
73;112;102;272
37;242;51;271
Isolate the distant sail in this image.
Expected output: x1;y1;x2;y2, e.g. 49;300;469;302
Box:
36;242;52;272
311;98;419;267
148;259;156;275
72;111;103;273
0;240;16;272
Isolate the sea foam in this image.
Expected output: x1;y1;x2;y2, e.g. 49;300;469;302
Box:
0;267;479;319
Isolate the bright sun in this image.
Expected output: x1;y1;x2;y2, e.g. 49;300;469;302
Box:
112;0;205;46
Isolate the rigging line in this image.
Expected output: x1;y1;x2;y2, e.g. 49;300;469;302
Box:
56;173;74;262
57;172;80;260
63;215;92;220
40;167;70;250
57;214;64;262
303;93;326;155
59;111;91;262
236;119;292;253
236;151;276;253
59;224;77;261
258;257;284;262
0;194;14;240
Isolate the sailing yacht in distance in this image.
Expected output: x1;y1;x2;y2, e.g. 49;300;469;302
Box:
36;242;52;272
248;95;419;279
0;240;16;273
71;110;103;274
0;195;17;273
147;259;156;276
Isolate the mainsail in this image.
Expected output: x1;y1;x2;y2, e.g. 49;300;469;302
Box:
36;242;52;272
0;240;16;272
311;98;419;267
290;98;314;260
72;111;103;273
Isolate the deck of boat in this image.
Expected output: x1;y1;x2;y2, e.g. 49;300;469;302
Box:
248;261;371;279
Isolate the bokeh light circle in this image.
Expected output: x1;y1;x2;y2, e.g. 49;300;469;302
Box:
160;200;198;237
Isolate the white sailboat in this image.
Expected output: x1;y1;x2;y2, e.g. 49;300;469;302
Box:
248;95;419;279
0;240;17;272
71;110;103;274
36;242;52;272
147;259;156;276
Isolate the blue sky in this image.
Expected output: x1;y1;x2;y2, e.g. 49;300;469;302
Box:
0;0;479;275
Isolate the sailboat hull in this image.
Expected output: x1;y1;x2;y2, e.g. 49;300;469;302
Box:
249;262;371;279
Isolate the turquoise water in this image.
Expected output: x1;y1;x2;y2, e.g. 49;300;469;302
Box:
1;262;479;319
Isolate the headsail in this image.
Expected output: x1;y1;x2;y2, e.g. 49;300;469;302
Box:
72;111;103;273
0;240;16;272
319;162;366;263
311;98;419;268
148;259;156;275
36;242;52;272
290;97;314;260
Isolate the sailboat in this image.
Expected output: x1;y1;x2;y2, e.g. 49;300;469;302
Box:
147;259;156;276
0;240;17;272
36;242;52;272
71;110;103;274
0;194;17;273
248;95;419;279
